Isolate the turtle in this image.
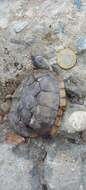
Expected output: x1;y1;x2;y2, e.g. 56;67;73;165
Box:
8;56;66;141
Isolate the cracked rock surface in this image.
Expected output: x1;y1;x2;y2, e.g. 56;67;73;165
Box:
0;0;86;190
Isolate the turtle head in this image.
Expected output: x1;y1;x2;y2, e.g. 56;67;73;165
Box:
31;55;52;71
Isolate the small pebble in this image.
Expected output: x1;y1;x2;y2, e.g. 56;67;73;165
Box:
54;22;65;34
74;0;81;9
13;21;28;33
76;37;86;52
14;62;23;70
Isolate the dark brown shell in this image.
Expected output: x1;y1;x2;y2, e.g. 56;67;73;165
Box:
8;70;66;138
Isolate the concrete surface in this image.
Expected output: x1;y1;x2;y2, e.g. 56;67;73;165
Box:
0;0;86;189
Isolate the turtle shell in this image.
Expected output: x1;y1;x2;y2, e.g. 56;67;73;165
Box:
8;70;66;138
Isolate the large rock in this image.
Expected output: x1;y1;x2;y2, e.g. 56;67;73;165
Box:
0;141;47;190
0;144;33;190
61;105;86;133
44;142;86;190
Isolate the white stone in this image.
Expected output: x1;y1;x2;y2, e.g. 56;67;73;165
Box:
63;111;86;133
13;21;28;33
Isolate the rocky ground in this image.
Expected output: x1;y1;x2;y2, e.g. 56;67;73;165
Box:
0;0;86;189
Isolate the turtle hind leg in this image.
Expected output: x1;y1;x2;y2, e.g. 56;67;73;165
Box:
5;132;25;145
